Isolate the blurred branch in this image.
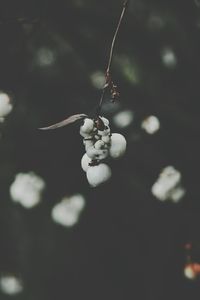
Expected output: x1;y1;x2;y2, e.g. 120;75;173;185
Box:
0;17;39;25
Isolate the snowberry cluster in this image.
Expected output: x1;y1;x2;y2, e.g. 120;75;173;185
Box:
80;116;127;187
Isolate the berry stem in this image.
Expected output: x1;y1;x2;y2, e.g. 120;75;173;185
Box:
96;0;129;116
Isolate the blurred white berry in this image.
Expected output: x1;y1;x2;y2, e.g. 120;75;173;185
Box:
161;47;177;69
81;153;91;172
113;110;134;129
80;118;94;135
170;186;186;203
10;172;45;208
109;133;127;159
86;163;112;187
141;115;160;134
0;92;13;118
151;166;183;202
90;71;105;89
51;194;85;227
184;265;196;280
36;47;56;67
0;275;23;295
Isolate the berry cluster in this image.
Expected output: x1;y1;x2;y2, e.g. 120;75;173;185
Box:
80;116;127;187
39;1;129;187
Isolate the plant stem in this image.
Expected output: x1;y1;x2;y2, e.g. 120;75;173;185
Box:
106;0;129;74
96;0;129;117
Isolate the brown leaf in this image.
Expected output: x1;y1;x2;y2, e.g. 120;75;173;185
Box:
39;113;88;130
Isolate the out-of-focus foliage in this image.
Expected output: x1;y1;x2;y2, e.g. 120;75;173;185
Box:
0;0;200;299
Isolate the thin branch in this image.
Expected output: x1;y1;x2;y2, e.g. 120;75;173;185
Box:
96;87;106;116
97;0;129;116
0;17;39;25
106;0;129;74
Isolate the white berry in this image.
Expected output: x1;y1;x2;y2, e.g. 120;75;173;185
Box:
94;140;105;150
83;139;94;151
86;146;100;159
109;133;127;159
86;146;108;160
81;153;91;172
80;130;92;138
98;128;110;136
100;116;109;126
80;118;94;135
0;92;13;118
86;163;112;187
94;134;100;140
102;135;111;144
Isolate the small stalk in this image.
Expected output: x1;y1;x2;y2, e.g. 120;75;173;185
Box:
96;0;129;117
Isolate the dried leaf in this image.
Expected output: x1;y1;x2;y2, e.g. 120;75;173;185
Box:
39;113;88;130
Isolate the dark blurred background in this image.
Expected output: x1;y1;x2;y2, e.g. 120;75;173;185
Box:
0;0;200;299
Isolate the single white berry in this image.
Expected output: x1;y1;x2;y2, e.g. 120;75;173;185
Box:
81;153;91;172
86;163;112;187
100;116;109;126
98;149;109;160
94;140;105;150
184;265;196;280
0;92;13;118
113;110;134;129
98;127;110;136
86;146;100;159
81;132;93;139
80;130;92;138
0;275;23;295
10;172;45;208
83;139;94;151
86;146;108;160
141;115;160;134
102;135;111;144
51;194;85;227
109;133;127;159
80;118;94;135
94;134;100;140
